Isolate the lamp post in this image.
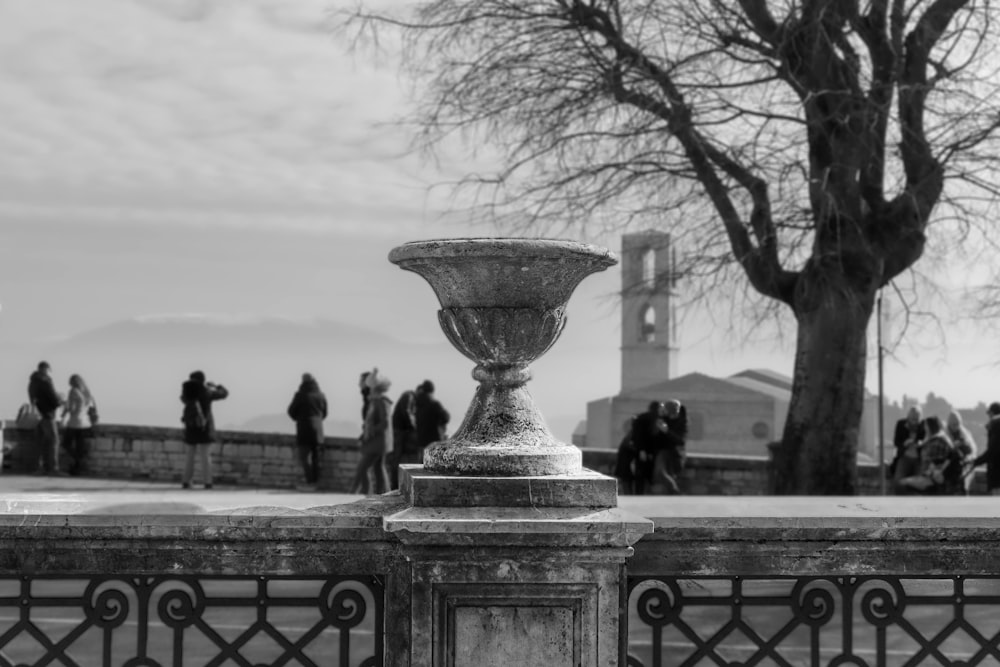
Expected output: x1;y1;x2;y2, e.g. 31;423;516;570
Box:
877;290;886;495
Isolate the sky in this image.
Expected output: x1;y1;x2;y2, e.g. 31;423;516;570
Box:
0;0;997;443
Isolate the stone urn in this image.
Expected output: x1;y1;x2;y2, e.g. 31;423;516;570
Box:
388;238;617;476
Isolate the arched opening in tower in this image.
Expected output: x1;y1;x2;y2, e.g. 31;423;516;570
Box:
641;248;656;288
640;304;656;343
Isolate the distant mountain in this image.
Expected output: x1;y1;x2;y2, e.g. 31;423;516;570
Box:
229;412;360;438
9;313;472;436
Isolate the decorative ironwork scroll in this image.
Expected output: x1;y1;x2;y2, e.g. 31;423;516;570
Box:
0;575;383;667
626;575;1000;667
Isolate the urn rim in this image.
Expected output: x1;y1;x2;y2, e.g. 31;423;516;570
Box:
388;237;618;267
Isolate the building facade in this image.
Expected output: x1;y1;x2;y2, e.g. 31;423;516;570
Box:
582;232;879;460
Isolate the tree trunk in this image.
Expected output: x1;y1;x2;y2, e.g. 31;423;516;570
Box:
772;267;877;495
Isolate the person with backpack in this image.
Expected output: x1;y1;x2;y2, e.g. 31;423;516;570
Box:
179;370;228;489
27;361;63;475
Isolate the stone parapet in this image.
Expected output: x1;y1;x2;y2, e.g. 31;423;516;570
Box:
2;423;360;490
12;424;989;496
622;496;1000;576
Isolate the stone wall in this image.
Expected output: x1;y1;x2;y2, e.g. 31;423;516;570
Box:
3;422;990;495
581;446;992;496
2;423;360;491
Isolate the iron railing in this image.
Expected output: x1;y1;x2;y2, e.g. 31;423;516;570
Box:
626;575;1000;667
0;574;383;667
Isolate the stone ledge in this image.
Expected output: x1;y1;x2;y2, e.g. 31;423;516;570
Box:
400;465;618;508
621;496;1000;541
384;505;652;548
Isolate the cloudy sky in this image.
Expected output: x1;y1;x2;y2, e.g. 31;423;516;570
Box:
0;0;995;439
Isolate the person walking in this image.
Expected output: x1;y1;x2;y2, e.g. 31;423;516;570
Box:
351;369;392;495
179;370;228;489
972;402;1000;495
388;388;418;490
287;373;328;487
414;380;450;453
27;361;63;475
60;374;96;476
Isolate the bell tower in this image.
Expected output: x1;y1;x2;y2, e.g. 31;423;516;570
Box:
621;231;676;392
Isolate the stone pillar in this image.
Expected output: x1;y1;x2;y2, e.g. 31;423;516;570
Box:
385;466;651;667
384;239;654;666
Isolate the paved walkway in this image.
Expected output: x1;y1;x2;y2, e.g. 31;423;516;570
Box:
0;473;365;514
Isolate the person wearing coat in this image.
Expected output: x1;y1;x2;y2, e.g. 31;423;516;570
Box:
889;406;926;478
946;410;977;495
414;380;450;451
388;389;418;491
60;374;96;476
351;369;392;495
27;361;64;475
287;373;328;485
179;370;229;489
972;402;1000;495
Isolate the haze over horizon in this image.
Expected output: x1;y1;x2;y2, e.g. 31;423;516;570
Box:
2;0;998;443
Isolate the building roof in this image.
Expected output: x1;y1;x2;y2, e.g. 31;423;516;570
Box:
730;368;793;391
724;375;791;401
623;371;782;402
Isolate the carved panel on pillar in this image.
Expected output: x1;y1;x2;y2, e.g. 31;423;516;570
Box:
437;583;591;667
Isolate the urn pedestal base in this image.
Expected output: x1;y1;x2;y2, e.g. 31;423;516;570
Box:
423;370;582;477
384;465;653;667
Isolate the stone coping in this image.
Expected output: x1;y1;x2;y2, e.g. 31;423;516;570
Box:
3;423;359;448
2;492;998;527
619;495;1000;518
620;496;1000;540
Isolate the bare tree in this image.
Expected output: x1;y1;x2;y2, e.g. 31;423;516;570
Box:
346;0;1000;493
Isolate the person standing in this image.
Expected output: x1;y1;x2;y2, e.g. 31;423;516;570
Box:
890;406;925;478
414;380;450;453
60;374;96;476
27;361;63;475
653;399;687;495
359;371;372;420
179;370;228;489
287;373;328;487
972;402;1000;495
388;388;418;490
946;410;977;495
614;418;639;495
351;370;392;495
630;401;666;495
